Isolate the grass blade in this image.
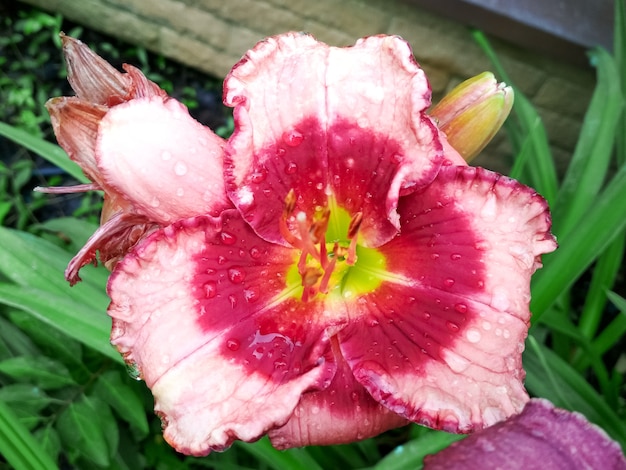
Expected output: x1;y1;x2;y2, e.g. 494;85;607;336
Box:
0;400;58;470
0;121;88;183
551;48;623;239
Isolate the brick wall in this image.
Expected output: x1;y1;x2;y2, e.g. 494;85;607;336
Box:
20;0;596;174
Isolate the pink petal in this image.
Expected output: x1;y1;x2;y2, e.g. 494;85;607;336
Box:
46;97;108;187
65;210;154;285
107;212;339;455
224;33;442;246
424;399;626;469
96;97;230;224
61;34;166;106
338;166;556;432
270;336;408;449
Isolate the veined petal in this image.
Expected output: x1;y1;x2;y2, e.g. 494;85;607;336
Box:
424;399;626;469
107;212;340;455
65;210;154;285
224;33;442;246
96;97;230;224
46;97;108;187
269;336;408;449
61;34;131;106
338;166;556;432
61;34;167;105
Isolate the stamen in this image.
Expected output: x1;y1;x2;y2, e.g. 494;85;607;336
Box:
319;243;339;293
280;189;302;247
346;212;362;265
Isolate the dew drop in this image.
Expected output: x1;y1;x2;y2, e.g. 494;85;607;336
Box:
228;267;245;284
149;196;161;207
176;187;185;197
285;161;298;174
220;231;237;245
283;130;304;147
466;328;481;343
243;288;259;303
226;338;240;351
446;321;460;332
450;253;462;261
228;294;237;308
430;252;440;260
443;278;455;288
250;167;267;183
276;147;286;157
161;150;172;161
454;303;468;314
174;161;188;176
423;311;431;321
217;255;227;265
482;320;492;331
203;281;217;298
249;246;262;259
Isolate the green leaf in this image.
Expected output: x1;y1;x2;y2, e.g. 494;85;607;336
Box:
57;394;112;467
9;311;83;366
0;356;75;390
34;424;61;466
578;236;625;339
0;384;54;414
0;226;109;313
93;370;149;437
373;430;465;470
530;161;626;319
236;437;324;470
0;315;40;358
551;48;623;240
0;400;58;470
0;120;89;183
0;284;121;364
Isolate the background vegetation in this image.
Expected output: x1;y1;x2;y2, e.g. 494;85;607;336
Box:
0;2;624;468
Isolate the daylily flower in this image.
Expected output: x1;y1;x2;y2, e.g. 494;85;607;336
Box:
47;33;557;456
430;72;514;162
424;399;626;469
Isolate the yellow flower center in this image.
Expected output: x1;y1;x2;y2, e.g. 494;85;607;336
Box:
280;190;387;302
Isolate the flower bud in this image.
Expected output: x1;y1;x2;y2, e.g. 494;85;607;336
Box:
430;72;513;162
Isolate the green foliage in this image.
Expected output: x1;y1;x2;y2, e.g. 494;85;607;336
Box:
0;2;625;468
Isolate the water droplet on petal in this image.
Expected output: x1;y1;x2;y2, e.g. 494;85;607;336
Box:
217;255;227;265
446;321;460;332
283;130;304;147
466;328;481;343
443;278;455;288
161;151;172;161
450;253;462;260
149;196;161;207
243;288;258;303
249;246;262;259
250;167;267;183
220;231;236;245
228;267;245;284
203;281;217;298
423;311;431;321
482;320;492;331
430;252;440;260
285;161;298;174
454;303;468;314
174;161;188;176
228;294;237;308
176;187;184;197
226;338;240;351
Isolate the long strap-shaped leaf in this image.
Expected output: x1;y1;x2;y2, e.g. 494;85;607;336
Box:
0;400;58;470
0;121;88;184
